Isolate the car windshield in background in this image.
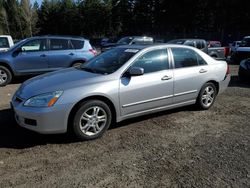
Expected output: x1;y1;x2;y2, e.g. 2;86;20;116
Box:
117;37;133;45
240;38;250;47
0;37;9;48
167;39;185;45
81;48;139;74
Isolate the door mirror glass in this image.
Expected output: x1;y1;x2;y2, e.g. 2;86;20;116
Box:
16;47;23;53
12;47;22;57
129;67;144;76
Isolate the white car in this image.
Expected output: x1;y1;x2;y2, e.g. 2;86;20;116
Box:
0;35;14;51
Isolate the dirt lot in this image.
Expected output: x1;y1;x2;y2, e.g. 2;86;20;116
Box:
0;65;249;187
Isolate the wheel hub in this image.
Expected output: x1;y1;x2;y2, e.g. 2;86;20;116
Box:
79;106;107;136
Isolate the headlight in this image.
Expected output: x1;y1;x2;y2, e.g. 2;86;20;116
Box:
24;91;63;107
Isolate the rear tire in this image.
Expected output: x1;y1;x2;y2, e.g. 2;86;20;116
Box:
0;66;12;87
71;62;83;68
196;82;217;110
72;100;112;141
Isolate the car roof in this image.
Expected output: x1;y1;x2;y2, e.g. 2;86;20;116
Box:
116;44;198;50
27;35;87;41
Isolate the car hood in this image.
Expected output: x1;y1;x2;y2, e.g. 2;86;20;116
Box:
16;68;108;99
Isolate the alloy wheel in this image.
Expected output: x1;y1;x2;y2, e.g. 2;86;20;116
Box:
201;86;215;107
0;69;8;84
79;106;107;136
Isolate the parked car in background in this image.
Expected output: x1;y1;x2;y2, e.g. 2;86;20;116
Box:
11;44;230;140
231;36;250;64
101;36;154;52
0;35;14;52
238;58;250;81
167;39;229;60
207;41;222;47
230;41;241;54
0;35;97;86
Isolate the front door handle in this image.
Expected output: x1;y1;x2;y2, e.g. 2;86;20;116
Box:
40;54;46;57
199;69;208;73
69;53;74;56
161;75;172;81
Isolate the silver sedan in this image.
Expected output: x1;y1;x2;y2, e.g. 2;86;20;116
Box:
11;44;230;140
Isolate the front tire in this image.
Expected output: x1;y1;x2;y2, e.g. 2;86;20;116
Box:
0;66;12;87
72;100;112;140
196;82;217;110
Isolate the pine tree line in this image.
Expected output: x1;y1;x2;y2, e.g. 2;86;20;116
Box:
0;0;249;42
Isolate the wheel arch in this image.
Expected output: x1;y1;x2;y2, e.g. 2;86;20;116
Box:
67;95;117;131
0;62;14;76
202;80;219;94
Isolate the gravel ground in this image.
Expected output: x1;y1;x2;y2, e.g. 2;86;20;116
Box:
0;65;249;187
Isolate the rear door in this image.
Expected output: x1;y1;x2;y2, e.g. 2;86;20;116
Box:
170;47;209;104
119;48;174;116
48;38;75;70
13;38;49;74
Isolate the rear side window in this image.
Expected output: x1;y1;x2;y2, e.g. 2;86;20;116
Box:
50;39;69;50
172;48;207;68
184;41;195;47
71;40;84;49
131;49;169;74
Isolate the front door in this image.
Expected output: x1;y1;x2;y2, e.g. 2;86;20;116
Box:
13;39;48;74
120;48;174;117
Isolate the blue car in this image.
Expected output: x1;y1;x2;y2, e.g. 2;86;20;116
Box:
0;36;97;86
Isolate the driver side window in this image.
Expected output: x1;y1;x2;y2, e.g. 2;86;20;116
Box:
131;49;169;74
21;39;47;52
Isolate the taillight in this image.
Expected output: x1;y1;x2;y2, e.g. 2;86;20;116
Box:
89;49;97;56
224;47;230;57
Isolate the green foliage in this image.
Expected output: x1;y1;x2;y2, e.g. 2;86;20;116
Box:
0;0;250;41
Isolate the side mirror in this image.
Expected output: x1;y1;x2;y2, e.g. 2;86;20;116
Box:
15;47;23;53
12;47;22;57
129;67;144;76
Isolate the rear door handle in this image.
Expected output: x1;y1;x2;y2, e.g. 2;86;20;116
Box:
199;69;207;73
161;75;172;81
40;54;46;57
69;53;74;56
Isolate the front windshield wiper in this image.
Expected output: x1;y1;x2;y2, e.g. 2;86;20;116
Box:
81;67;107;75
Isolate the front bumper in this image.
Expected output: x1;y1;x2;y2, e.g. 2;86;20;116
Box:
218;74;231;94
11;99;74;134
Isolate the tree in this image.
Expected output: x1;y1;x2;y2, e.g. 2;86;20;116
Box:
20;0;33;37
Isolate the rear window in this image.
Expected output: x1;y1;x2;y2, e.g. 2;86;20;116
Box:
71;40;85;49
0;37;9;48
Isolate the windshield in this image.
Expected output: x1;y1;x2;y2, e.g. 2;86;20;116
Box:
80;48;139;74
0;37;9;48
240;38;250;47
7;39;27;51
117;37;134;45
167;39;185;44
